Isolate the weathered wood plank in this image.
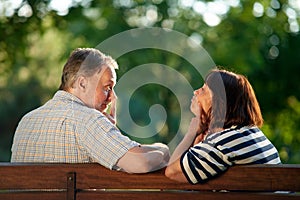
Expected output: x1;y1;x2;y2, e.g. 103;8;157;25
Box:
1;163;299;191
0;192;66;200
76;191;300;200
74;164;300;191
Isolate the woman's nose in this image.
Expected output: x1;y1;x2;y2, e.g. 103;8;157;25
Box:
194;89;200;95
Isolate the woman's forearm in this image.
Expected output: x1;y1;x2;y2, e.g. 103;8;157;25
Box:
168;117;199;165
168;131;195;165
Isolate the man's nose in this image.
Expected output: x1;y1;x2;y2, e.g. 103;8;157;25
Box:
108;90;117;101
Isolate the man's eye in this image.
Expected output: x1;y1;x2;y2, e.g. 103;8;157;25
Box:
104;87;112;92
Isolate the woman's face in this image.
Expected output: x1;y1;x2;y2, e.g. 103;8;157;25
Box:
190;83;212;116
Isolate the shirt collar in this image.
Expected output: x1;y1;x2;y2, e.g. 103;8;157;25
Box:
54;90;86;106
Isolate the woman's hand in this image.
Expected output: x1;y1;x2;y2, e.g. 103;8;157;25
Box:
187;117;207;146
187;117;201;137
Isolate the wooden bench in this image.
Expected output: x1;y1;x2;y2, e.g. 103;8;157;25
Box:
0;163;299;200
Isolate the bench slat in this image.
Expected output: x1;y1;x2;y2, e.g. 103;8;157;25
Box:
0;163;299;192
1;191;298;200
76;191;300;200
0;192;66;200
75;164;300;191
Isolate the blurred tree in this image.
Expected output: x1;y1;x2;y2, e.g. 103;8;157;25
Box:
0;0;299;163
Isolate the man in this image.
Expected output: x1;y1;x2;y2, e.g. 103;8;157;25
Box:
11;48;170;173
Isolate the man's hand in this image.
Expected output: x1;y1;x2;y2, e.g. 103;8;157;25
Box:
103;93;117;125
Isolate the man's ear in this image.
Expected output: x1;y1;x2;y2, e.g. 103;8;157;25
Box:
77;76;88;91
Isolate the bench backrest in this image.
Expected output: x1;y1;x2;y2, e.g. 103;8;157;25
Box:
0;163;299;200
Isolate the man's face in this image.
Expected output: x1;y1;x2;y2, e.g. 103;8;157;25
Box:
85;66;117;112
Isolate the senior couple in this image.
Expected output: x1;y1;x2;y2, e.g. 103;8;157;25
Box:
11;48;281;184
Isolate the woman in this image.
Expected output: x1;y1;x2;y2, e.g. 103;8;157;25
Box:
165;68;281;184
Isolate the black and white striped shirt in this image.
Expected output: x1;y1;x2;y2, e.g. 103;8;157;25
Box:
180;126;281;184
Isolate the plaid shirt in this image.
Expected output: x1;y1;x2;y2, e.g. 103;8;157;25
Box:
11;91;139;169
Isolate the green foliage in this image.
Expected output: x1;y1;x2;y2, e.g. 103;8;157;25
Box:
262;96;300;163
0;0;299;163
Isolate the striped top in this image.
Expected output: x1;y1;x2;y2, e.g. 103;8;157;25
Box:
11;90;139;169
180;126;281;184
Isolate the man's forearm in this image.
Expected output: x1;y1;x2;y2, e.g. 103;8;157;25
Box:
116;143;170;173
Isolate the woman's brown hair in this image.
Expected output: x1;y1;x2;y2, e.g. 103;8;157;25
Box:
205;69;263;131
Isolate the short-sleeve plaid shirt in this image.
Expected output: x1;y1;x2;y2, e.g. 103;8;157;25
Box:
11;91;139;169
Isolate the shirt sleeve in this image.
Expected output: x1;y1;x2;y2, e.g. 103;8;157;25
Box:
78;113;140;170
180;141;232;184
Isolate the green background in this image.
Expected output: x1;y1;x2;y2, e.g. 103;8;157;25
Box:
1;0;300;163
